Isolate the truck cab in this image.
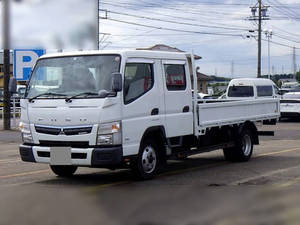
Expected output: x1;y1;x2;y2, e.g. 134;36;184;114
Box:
19;50;194;178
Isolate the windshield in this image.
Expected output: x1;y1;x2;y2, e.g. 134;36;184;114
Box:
26;55;121;98
228;86;254;97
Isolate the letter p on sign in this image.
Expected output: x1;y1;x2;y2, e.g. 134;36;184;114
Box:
14;49;45;81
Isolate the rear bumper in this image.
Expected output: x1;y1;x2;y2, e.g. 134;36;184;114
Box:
19;144;123;167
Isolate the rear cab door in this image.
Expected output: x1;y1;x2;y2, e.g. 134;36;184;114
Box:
162;59;193;138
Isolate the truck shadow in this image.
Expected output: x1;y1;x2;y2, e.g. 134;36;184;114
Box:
36;156;226;187
35;153;300;188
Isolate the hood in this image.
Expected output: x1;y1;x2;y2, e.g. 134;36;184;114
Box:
26;98;118;126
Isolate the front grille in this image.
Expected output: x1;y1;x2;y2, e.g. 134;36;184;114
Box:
35;126;61;135
35;125;92;136
39;140;90;148
63;127;92;135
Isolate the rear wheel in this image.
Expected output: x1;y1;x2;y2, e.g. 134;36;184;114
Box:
131;138;160;180
50;165;78;177
223;128;253;162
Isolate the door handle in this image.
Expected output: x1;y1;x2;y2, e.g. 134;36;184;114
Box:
151;108;159;115
182;106;189;113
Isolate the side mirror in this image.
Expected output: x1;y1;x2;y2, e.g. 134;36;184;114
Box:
9;77;17;94
112;73;122;92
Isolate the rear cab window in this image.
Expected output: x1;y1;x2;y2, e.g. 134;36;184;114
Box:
164;64;186;91
257;86;273;97
228;86;254;97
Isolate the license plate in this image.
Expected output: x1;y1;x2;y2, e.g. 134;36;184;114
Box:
50;147;72;165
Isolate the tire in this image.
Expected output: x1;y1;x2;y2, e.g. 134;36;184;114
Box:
131;138;160;180
223;128;253;162
50;165;78;177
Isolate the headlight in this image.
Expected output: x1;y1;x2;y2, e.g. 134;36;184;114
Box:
19;122;33;144
97;121;122;145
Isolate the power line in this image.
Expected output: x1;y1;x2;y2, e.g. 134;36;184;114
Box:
268;0;300;21
105;17;244;37
102;9;251;31
270;0;300;18
101;1;250;18
271;25;300;39
262;38;300;49
101;1;254;29
272;33;300;45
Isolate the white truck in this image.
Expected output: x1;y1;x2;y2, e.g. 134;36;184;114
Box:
14;50;280;179
226;78;280;100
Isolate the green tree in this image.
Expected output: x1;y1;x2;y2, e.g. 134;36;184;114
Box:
296;70;300;83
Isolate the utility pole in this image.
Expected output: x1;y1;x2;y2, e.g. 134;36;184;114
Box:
231;60;234;78
257;0;262;78
292;46;296;77
96;0;99;50
2;0;11;130
264;29;272;79
249;1;269;78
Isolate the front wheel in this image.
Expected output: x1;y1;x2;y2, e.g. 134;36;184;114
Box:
131;138;160;180
50;165;78;177
223;129;253;162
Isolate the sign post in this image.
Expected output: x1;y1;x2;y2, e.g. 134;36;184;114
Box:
14;49;45;81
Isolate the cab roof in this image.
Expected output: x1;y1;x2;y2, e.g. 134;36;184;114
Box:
39;50;189;61
229;78;275;86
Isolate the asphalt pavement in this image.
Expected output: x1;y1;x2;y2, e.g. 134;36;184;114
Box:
1;119;300;225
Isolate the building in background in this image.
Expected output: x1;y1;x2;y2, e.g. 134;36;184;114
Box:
196;68;212;94
137;44;211;93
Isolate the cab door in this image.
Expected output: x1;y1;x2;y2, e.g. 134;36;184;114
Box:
121;58;165;156
162;60;193;138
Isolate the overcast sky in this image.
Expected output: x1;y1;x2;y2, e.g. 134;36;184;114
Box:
1;0;300;77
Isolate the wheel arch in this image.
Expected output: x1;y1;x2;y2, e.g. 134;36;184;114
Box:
238;121;259;145
140;126;167;146
140;126;167;158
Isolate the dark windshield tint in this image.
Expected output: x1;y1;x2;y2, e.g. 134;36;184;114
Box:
26;55;121;98
228;86;254;97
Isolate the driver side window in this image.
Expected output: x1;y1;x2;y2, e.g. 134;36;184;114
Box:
124;63;153;104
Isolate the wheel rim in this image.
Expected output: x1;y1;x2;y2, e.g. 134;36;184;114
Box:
242;134;252;156
141;145;157;174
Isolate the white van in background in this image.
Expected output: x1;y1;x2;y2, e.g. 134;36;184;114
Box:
226;78;280;100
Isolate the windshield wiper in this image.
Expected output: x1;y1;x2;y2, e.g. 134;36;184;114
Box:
65;92;99;102
28;92;67;102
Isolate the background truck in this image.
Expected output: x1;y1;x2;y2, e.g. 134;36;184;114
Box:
15;50;280;179
225;78;280;100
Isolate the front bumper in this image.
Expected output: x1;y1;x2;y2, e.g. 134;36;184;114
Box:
19;144;123;167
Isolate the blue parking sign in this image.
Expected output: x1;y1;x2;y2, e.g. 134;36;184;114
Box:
14;49;45;81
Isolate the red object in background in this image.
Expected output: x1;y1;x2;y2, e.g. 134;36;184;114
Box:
166;73;184;86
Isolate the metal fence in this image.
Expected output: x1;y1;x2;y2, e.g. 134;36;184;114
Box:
0;97;21;128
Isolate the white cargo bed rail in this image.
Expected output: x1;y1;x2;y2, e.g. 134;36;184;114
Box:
196;98;280;135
